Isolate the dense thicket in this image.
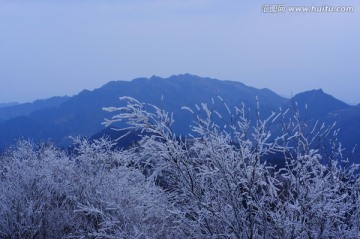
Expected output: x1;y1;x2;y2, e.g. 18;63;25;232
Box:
0;97;359;238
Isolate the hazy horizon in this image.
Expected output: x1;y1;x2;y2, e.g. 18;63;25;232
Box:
1;0;359;104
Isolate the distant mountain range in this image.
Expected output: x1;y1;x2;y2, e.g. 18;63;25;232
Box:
0;74;359;159
0;102;19;108
0;96;69;123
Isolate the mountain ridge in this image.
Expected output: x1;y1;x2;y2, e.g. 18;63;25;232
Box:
289;89;350;119
0;96;70;123
0;74;286;147
0;74;358;160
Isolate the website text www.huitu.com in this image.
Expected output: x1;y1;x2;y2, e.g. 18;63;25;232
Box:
261;5;355;13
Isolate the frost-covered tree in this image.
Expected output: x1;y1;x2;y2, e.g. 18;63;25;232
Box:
103;96;360;239
1;96;359;238
69;137;176;239
0;141;81;238
0;138;176;238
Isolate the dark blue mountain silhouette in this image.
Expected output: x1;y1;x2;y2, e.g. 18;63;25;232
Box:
0;96;69;123
0;74;359;161
0;74;287;148
0;102;19;108
288;89;350;119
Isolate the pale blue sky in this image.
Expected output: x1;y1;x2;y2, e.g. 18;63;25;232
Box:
1;0;359;104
